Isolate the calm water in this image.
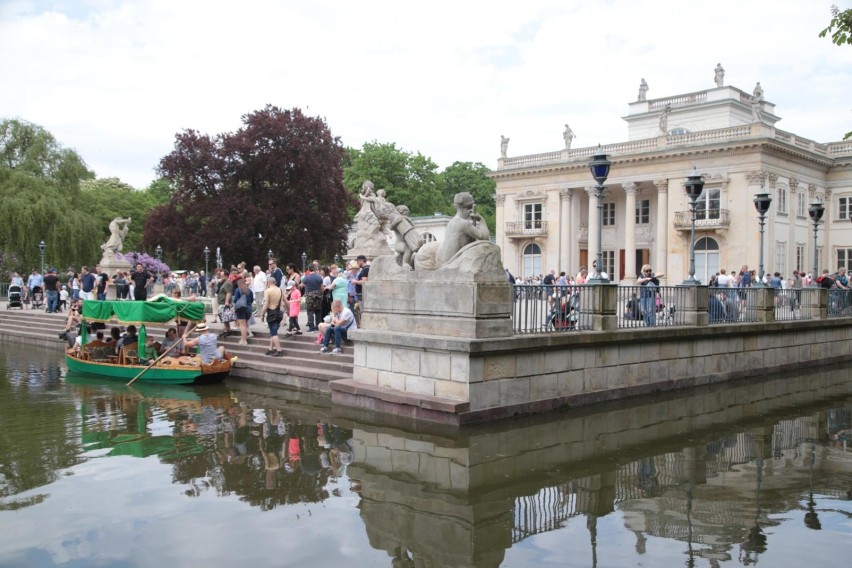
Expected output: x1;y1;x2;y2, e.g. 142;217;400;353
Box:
1;343;851;568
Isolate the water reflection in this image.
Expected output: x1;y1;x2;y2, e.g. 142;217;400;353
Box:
0;343;851;567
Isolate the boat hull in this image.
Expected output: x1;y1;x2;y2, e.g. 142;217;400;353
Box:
65;355;230;385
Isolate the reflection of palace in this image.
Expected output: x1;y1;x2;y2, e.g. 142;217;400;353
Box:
349;368;852;567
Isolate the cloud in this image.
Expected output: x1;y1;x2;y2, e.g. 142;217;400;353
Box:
1;0;849;188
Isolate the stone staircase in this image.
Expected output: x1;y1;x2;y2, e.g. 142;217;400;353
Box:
0;306;354;392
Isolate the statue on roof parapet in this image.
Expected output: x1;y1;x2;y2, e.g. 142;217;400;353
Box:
637;78;649;101
714;63;725;87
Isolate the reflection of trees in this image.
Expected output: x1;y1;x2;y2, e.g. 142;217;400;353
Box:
0;361;80;510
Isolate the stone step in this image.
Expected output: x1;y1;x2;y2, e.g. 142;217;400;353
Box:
0;306;355;390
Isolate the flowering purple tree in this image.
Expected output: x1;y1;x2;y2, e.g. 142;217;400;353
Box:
117;252;170;275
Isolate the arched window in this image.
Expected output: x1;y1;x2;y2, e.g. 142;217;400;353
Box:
694;237;720;284
523;243;542;278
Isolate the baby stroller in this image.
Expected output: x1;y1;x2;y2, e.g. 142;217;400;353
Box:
545;292;580;331
7;285;23;309
30;285;45;310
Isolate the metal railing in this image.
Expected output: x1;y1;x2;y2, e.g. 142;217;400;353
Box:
618;285;690;329
774;288;818;321
707;287;760;324
512;284;593;334
828;288;852;318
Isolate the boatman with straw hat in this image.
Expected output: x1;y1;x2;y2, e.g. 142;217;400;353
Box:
182;322;225;364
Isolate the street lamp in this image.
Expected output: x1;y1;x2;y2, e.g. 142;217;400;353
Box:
808;199;825;286
301;251;307;272
753;190;772;287
682;171;704;285
334;253;339;266
267;249;273;261
587;148;611;284
38;240;46;275
155;244;163;284
215;247;222;269
203;246;210;276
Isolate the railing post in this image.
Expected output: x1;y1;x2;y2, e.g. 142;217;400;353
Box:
679;285;708;326
811;288;828;319
754;288;776;323
592;284;618;331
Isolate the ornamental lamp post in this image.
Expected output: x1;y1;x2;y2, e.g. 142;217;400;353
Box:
808;199;825;286
155;244;163;284
267;249;273;261
203;246;210;276
38;240;46;275
334;253;339;266
682;171;704;285
301;251;307;272
753;191;772;287
587;148;611;284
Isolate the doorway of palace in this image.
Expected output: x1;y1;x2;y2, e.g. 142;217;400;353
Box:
619;249;650;279
694;237;720;284
522;243;542;279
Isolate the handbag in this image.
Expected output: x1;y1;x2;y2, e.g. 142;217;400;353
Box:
219;305;237;323
267;308;283;325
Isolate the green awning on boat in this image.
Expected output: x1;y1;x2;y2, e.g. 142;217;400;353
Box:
82;297;205;324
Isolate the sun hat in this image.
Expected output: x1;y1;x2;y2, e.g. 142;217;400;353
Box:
195;323;208;332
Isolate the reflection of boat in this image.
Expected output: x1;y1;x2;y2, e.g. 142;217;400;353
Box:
64;298;233;385
67;371;229;459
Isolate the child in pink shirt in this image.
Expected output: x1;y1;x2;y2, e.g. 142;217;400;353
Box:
286;282;302;335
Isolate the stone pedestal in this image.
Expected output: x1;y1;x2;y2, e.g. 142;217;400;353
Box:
332;248;513;423
99;258;132;300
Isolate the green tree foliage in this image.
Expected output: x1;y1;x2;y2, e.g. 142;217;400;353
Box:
439;161;497;233
0;119;100;272
149;105;353;268
79;177;158;254
343;142;443;216
820;4;852;46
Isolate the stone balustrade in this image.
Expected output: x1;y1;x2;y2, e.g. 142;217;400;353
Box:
648;90;708;111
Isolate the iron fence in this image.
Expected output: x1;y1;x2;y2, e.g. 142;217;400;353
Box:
827;288;852;317
773;288;818;321
512;284;593;334
618;285;689;329
707;287;759;324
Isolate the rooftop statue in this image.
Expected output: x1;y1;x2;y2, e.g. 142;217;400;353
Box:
714;63;725;87
751;82;764;123
637;78;649;101
563;124;575;149
101;217;131;262
500;135;509;158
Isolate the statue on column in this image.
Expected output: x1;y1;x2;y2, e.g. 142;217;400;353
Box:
563;124;575;149
100;217;131;261
714;63;725;87
637;78;649;101
500;135;510;158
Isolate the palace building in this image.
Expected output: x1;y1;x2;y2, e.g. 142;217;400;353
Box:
491;81;852;283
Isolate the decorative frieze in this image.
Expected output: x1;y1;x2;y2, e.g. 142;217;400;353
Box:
746;170;768;185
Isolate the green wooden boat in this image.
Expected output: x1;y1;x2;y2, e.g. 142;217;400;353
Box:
64;297;233;385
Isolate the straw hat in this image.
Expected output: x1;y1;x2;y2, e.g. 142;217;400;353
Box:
195;323;208;332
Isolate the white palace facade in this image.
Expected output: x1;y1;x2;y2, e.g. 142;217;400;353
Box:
491;83;852;284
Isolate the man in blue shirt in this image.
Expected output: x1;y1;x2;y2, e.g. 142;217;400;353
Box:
26;268;43;303
80;266;96;300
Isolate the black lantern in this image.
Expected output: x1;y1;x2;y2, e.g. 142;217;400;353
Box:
587;148;611;284
752;191;773;287
301;251;307;272
38;240;46;275
155;244;163;284
203;246;210;276
808;200;825;286
682;171;704;285
334;253;339;266
267;249;273;261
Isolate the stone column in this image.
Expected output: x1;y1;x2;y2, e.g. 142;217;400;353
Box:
559;188;573;273
586;187;599;272
654;180;669;280
495;194;507;270
623;183;638;282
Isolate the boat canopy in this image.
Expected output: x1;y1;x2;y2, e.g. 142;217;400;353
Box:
82;298;206;324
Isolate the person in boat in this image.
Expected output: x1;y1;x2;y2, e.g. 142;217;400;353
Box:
58;300;84;348
158;328;179;355
182;322;225;364
115;324;138;354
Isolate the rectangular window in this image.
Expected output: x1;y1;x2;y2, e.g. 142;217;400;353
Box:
839;197;851;221
603;203;616;226
523;203;543;229
774;242;787;276
776;187;788;214
797;192;807;218
602;250;615;280
695;188;721;220
635;199;650;224
838;248;852;270
795;244;805;272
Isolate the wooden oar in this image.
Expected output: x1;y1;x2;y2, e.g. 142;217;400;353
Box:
127;323;196;386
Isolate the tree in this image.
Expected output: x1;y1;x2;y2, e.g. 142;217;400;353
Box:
439;161;497;233
819;4;852;46
343;142;443;216
148;105;353;269
0;119;99;271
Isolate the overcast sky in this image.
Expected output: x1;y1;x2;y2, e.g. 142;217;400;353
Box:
1;0;850;189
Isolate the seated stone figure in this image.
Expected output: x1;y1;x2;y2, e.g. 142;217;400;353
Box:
414;192;492;272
